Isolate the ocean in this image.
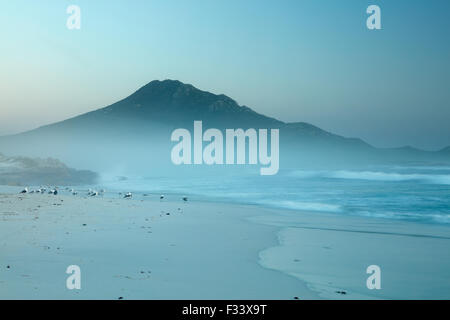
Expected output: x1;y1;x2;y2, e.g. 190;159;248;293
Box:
100;165;450;225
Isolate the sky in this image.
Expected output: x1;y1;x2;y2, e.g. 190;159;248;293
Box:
0;0;449;150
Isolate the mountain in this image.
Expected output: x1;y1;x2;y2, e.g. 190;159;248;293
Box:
0;80;448;174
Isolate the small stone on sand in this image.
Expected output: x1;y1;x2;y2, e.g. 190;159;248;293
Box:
335;291;347;295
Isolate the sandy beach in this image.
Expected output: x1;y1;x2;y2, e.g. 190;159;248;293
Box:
0;189;449;300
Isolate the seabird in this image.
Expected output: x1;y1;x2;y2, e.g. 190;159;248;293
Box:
124;192;132;199
182;196;188;202
160;195;165;200
19;187;28;194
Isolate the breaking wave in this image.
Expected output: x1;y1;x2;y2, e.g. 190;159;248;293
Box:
290;170;450;185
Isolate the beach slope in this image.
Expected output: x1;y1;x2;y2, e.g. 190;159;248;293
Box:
0;191;449;299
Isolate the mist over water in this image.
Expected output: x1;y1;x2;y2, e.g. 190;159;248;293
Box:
97;165;450;225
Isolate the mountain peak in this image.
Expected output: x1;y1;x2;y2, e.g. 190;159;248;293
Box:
140;79;186;90
96;79;284;127
126;79;235;107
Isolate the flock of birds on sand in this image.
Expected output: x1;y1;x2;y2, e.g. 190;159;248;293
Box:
19;187;188;202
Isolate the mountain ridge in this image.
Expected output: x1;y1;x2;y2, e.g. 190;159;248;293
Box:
2;80;372;146
0;79;448;172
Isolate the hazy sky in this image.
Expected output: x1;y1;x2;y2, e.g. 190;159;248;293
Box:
1;0;449;150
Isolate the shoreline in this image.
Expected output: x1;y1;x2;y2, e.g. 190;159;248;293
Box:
250;208;450;299
1;189;449;299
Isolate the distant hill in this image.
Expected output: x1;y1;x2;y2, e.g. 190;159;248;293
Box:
0;153;97;186
0;80;448;174
439;146;450;155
